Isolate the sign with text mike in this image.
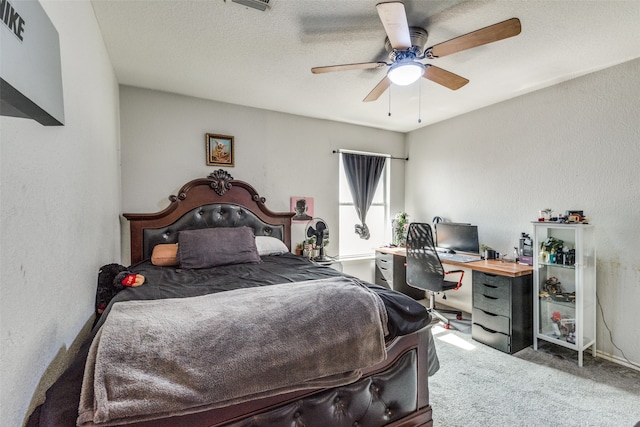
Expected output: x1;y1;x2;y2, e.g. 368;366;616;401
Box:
1;0;64;125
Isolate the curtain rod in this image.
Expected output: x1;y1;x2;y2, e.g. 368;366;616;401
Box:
332;149;408;161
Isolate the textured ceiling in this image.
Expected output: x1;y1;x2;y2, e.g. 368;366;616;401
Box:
90;0;640;133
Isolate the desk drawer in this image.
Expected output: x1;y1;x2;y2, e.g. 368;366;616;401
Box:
472;323;510;353
374;270;392;289
473;272;510;297
473;292;510;317
473;272;511;317
374;267;393;284
375;252;393;264
472;307;510;335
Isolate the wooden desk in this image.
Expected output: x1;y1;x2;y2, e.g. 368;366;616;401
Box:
375;247;533;354
375;246;532;277
449;259;533;277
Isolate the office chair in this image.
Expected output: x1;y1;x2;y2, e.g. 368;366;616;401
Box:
405;222;465;329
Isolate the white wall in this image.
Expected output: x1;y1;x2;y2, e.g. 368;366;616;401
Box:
119;86;406;262
406;58;640;367
0;2;121;425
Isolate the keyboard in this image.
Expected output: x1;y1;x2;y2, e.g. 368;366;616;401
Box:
437;253;482;263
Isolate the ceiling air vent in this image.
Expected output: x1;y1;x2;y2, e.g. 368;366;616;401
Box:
231;0;272;12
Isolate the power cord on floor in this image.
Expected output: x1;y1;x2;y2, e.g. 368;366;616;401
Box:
596;292;635;367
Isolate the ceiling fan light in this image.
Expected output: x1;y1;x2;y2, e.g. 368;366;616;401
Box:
387;62;425;85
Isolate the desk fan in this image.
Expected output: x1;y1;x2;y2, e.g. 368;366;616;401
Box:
305;218;330;262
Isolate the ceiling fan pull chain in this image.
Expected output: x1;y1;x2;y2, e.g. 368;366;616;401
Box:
388;85;392;117
418;80;422;124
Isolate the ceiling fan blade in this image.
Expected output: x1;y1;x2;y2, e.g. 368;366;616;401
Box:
426;17;521;58
311;62;387;74
363;76;391;102
423;65;469;90
376;2;411;50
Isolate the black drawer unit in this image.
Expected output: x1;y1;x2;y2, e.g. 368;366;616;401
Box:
375;251;425;300
472;271;533;354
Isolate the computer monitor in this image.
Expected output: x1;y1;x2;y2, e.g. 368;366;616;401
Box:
435;222;480;254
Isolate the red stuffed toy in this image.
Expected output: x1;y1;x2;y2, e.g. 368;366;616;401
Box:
95;263;145;316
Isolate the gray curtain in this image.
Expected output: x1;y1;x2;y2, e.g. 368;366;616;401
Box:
342;152;386;240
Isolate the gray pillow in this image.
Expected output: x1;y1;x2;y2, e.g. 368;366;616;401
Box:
178;227;261;269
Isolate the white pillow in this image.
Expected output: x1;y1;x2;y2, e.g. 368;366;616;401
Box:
255;236;289;256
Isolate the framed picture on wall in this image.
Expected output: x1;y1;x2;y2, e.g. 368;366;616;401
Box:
206;133;234;167
291;197;314;222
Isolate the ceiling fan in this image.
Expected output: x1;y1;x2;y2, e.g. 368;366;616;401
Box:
311;2;521;102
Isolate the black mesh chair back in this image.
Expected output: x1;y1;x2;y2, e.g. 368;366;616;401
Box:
406;223;457;292
405;222;465;328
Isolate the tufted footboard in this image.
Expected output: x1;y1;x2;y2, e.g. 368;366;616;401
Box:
119;325;434;427
226;350;424;427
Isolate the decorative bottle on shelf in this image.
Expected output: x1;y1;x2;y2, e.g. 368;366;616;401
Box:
549;249;556;264
540;247;549;263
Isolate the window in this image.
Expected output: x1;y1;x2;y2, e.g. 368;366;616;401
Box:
338;152;390;258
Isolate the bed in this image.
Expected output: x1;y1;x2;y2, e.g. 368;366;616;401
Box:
29;170;437;427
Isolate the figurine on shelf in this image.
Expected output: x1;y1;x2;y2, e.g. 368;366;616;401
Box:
550;311;576;339
551;311;565;337
538;208;552;221
544;277;563;294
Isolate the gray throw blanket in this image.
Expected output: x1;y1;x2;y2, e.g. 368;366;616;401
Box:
77;277;388;426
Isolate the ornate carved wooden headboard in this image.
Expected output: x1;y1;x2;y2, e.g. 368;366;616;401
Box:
123;170;294;264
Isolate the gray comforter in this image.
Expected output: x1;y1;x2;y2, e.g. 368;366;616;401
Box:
29;254;436;427
77;277;388;426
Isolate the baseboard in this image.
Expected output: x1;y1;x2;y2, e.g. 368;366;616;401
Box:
596;349;640;372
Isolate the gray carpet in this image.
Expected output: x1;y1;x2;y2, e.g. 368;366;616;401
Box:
428;323;640;427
